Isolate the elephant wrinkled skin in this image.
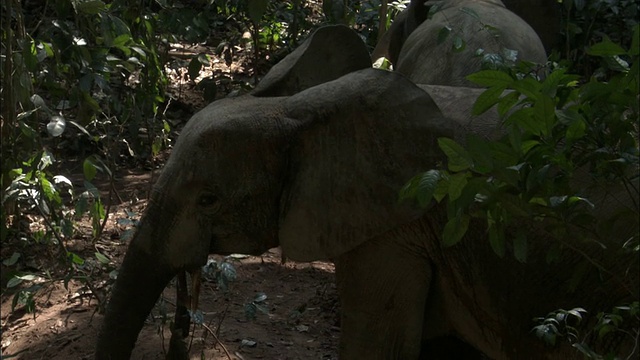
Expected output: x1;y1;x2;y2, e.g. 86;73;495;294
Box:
96;25;638;359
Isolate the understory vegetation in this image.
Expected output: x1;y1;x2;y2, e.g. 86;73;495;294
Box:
1;0;638;358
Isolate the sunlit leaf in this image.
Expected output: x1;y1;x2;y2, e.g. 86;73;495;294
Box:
47;115;66;137
466;70;514;87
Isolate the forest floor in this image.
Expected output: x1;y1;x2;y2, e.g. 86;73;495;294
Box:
1;39;341;360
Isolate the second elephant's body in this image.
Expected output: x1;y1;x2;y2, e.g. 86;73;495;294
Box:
396;0;547;86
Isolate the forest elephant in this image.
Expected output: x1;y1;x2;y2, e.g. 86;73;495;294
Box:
372;0;548;87
95;25;639;359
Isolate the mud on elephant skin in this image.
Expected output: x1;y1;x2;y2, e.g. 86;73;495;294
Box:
96;25;638;359
372;0;548;87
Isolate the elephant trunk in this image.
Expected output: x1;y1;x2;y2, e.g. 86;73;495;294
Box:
95;239;175;359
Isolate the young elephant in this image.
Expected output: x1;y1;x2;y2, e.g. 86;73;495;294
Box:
374;0;548;87
95;26;638;359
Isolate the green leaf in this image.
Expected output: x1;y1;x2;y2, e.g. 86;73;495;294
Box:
437;26;451;44
466;135;493;174
587;37;627;56
533;94;555;136
448;172;468;201
438;138;473;172
67;252;85;265
188;56;203;81
7;276;23;288
442;214;470;247
95;252;110;264
466;70;514;87
3;252;21;266
506;107;542;135
566;118;586;142
415;170;442;207
513;233;527;263
83;158;97;181
399;170;443;207
74;0;106;15
472;86;505;115
511;77;542;100
496;91;520;117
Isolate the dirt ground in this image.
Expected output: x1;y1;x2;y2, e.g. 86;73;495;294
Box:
1;173;340;359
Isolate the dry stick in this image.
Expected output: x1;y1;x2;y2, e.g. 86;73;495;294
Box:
201;322;233;360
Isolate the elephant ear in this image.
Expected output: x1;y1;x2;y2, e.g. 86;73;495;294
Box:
252;25;371;97
278;68;453;261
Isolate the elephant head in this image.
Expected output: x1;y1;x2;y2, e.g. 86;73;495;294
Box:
373;0;548;87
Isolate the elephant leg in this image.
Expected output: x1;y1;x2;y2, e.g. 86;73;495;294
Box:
335;231;433;359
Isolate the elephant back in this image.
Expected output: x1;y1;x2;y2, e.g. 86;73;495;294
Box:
396;0;547;87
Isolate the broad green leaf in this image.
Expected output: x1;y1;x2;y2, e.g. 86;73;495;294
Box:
438;138;473;172
587;37;627;56
513;232;527;263
521;140;539;154
95;252;110;264
433;175;451;202
7;276;23;288
533;94;555;136
447;172;468;201
472;86;505;115
3;252;20;266
399;170;442;207
555;108;583;125
442;214;470;247
416;170;442;207
83;158;97;181
497;91;520;117
68;252;85;265
566;118;586;142
466;70;514;87
511;77;542;100
466;135;493;174
506;107;543;135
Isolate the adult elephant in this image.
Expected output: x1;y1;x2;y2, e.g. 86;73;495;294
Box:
95;26;638;359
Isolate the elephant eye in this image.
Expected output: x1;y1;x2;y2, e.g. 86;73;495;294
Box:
197;194;218;208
